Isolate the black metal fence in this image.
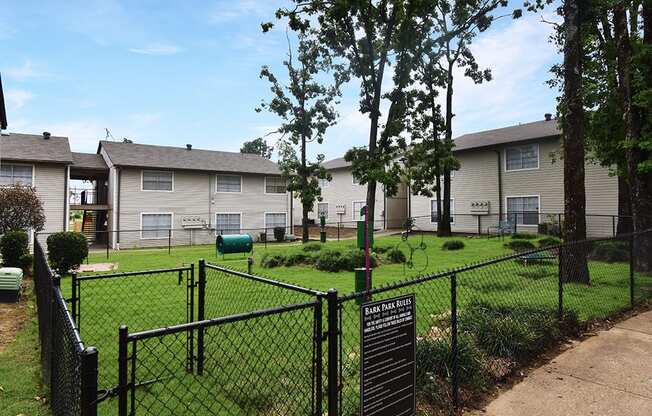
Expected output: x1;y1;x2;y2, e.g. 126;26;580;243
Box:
33;239;98;416
33;228;652;415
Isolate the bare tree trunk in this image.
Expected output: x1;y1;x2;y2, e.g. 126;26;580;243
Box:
617;176;633;234
439;61;454;237
561;0;590;283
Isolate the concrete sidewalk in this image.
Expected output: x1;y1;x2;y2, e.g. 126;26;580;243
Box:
469;310;652;416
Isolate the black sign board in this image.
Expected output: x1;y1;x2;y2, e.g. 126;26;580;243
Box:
360;294;416;416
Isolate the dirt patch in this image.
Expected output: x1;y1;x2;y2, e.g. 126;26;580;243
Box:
293;225;357;239
0;279;32;353
77;262;118;273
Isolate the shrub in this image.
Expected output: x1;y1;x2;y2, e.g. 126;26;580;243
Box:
373;246;390;255
386;247;406;263
442;240;465;250
538;236;562;247
284;252;313;267
19;253;34;273
314;250;343;272
511;233;538;240
504;240;536;252
302;242;322;252
589;241;629;263
0;230;29;267
273;227;286;242
46;232;89;275
260;253;286;268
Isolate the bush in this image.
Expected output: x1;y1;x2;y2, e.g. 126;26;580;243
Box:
538;236;561;247
314;250;344;272
511;233;538;240
46;232;88;275
442;240;465;250
504;239;536;252
0;230;29;267
315;249;378;272
589;240;629;263
373;246;390;255
273;227;286;242
386;247;406;263
284;252;313;267
302;242;322;252
260;253;286;268
19;253;34;273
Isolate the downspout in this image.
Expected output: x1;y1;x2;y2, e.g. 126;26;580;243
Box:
289;191;294;232
383;186;387;230
116;167;121;248
496;150;503;219
208;174;212;228
64;165;70;231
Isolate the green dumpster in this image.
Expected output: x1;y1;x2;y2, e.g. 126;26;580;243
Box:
216;234;253;255
0;267;23;299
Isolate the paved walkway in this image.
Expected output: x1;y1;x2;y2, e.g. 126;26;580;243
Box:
469;310;652;416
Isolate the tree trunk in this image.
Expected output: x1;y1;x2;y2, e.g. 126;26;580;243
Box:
438;60;454;237
561;0;590;283
617;176;633;234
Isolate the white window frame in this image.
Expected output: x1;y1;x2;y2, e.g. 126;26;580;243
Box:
0;163;35;187
214;212;242;235
317;202;329;220
141;170;174;192
264;212;288;230
140;212;174;240
505;195;541;226
264;176;287;195
504;143;540;172
352;200;366;221
430;198;455;225
215;174;242;193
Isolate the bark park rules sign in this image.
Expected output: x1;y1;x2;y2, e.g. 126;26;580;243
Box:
360;294;416;416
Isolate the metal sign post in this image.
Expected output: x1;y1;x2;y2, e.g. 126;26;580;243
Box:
360;294;416;416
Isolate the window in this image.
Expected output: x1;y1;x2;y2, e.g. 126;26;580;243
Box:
505;144;539;171
265;176;286;194
216;175;241;193
317;202;329;219
430;198;455;224
0;164;33;186
215;213;241;235
506;196;540;225
141;213;172;239
265;212;287;230
319;178;330;188
352;201;366;221
142;170;173;191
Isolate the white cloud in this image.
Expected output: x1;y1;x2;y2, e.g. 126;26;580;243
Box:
128;44;183;55
209;0;268;22
5;90;35;110
4;60;49;80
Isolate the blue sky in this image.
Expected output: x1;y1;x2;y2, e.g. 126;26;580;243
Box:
0;0;561;160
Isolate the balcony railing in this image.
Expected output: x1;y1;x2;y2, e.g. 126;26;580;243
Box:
69;188;107;206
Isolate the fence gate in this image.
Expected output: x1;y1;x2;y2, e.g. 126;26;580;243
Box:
118;299;323;416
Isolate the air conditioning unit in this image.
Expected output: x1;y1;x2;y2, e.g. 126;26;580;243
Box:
470;200;490;215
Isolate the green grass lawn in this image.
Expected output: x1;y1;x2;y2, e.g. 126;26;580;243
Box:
51;234;652;415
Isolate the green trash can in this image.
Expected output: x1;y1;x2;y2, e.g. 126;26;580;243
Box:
354;267;372;304
216;234;254;255
356;221;374;249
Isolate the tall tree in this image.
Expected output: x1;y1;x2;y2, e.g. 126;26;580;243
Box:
257;31;341;242
240;138;274;159
0;185;46;234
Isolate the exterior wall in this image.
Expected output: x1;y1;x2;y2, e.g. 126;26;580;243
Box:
34;163;67;235
116;168;289;249
295;167;385;229
409;137;619;237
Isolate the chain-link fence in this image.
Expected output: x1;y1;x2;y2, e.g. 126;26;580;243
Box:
33;239;98;416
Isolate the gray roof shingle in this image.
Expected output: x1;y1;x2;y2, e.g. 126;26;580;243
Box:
71;152;108;170
453;119;560;151
0;133;73;164
99;141;281;175
322;157;351;170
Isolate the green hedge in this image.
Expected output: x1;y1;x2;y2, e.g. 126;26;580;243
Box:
0;230;29;268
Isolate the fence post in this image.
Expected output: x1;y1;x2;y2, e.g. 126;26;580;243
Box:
337;222;340;242
197;259;206;376
314;297;324;416
118;325;128;416
187;264;195;373
450;273;459;411
247;257;254;274
612;216;616;237
477;216;481;236
71;272;78;327
630;234;635;307
106;234;110;260
558;247;564;320
80;347;98;416
168;229;172;255
326;289;339;416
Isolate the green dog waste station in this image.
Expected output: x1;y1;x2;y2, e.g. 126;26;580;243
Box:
216;234;253;255
0;267;23;300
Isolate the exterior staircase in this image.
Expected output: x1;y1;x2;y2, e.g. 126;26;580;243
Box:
81;211;97;244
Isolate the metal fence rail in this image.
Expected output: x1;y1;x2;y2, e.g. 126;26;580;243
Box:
33;239;98;416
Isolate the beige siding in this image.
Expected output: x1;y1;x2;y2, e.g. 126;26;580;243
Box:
34;163;67;235
295;168;385;229
116;169;289;248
